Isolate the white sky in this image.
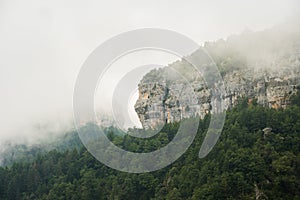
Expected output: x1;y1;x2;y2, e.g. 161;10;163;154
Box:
0;0;299;141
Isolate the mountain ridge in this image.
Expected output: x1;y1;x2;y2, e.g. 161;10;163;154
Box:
135;22;300;129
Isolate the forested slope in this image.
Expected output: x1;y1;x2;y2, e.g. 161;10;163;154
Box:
1;94;300;199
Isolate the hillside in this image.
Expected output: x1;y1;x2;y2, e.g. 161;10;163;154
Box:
0;94;300;199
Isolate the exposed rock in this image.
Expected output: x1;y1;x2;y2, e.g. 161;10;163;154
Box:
135;24;300;129
135;52;300;129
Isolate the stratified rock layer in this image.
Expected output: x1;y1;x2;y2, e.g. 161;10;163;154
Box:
135;22;300;129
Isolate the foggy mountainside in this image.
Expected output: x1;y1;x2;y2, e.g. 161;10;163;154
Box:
135;21;300;129
0;130;82;167
0;126;124;167
1;21;300;200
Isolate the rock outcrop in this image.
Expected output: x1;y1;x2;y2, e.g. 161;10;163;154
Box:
135;64;300;129
134;25;300;129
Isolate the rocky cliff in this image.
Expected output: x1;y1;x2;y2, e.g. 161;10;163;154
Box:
135;23;300;129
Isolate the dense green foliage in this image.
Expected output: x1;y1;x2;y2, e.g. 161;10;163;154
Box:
1;97;300;199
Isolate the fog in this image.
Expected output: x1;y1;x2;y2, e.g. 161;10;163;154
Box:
0;0;299;143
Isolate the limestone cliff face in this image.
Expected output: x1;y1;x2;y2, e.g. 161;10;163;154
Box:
135;40;300;129
135;64;300;129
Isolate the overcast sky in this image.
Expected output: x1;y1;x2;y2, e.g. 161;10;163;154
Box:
0;0;299;142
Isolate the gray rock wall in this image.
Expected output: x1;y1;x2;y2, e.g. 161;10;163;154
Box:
135;57;300;129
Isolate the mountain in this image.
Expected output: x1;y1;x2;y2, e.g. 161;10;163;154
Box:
135;22;300;129
0;20;299;200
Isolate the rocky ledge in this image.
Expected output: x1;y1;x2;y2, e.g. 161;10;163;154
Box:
134;24;300;129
